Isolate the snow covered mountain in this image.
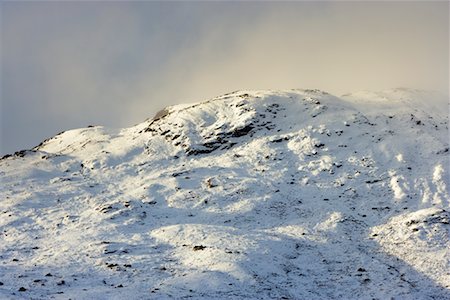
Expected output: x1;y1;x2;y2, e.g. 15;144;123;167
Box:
1;88;449;299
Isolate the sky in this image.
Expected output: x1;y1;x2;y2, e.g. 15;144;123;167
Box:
1;1;448;155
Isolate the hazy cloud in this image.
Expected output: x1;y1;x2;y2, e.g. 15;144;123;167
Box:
1;1;448;154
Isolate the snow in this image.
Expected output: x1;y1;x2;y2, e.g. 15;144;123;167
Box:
388;170;407;201
372;207;450;290
0;88;449;299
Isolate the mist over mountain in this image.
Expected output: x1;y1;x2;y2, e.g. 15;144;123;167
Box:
0;88;449;299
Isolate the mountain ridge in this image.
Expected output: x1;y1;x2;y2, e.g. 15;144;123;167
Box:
0;88;449;299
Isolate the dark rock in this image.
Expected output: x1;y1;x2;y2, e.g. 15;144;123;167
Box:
14;150;29;157
193;245;206;251
152;108;170;122
437;147;449;155
205;178;218;188
172;171;188;177
271;137;289;143
365;179;382;184
186;147;218;156
57;280;65;286
231;124;254;137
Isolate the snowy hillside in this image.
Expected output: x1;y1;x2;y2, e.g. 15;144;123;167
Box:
1;88;449;299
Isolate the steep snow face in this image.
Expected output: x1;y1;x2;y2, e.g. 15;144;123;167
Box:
0;89;449;299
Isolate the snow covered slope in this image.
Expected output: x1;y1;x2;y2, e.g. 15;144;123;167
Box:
1;88;449;299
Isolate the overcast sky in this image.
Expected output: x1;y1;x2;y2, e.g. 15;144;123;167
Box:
1;1;448;155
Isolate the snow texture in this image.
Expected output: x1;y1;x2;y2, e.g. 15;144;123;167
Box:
0;88;449;299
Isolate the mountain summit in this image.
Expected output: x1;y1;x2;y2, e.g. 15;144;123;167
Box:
1;89;449;299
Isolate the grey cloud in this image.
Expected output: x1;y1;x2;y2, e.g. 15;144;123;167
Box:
1;1;448;154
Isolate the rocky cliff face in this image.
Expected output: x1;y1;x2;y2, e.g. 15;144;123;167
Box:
1;89;449;299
